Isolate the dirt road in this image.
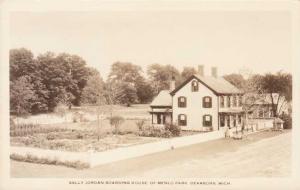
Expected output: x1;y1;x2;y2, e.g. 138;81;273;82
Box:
11;130;291;178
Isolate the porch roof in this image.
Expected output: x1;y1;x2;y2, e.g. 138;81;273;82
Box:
149;108;172;113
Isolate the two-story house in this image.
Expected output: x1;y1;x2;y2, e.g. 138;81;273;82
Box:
150;66;244;132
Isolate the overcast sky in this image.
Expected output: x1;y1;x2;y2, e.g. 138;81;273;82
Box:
10;11;291;80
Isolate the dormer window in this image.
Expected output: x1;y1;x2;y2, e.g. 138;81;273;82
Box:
202;96;212;108
178;96;187;108
191;80;199;92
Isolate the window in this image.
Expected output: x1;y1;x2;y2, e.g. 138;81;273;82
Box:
233;96;237;107
227;96;231;107
203;114;212;127
233;116;237;127
178;96;187;108
178;114;187;126
220;96;224;108
226;116;230;128
191;80;199;92
202;96;212;108
220;115;225;127
238;115;242;124
238;96;243;106
258;109;264;118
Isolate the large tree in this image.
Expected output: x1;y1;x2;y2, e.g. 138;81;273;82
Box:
147;64;181;95
107;62;152;105
258;72;292;117
10;76;36;115
181;66;197;81
81;68;105;105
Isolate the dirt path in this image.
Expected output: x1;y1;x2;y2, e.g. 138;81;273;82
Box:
11;130;291;178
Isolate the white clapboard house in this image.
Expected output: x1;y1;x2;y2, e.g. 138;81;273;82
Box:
150;66;245;131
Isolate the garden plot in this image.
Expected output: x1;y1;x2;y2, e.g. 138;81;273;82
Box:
10;125;160;153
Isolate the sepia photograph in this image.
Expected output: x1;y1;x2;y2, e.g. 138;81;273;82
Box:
1;0;300;189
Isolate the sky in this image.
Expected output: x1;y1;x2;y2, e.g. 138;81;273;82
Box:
10;11;291;80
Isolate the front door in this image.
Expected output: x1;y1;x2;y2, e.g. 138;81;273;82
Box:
157;114;161;124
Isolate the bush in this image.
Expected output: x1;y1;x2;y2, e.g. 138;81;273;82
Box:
280;113;292;129
10;153;90;169
110;115;125;134
46;133;55;140
165;123;181;137
136;120;146;131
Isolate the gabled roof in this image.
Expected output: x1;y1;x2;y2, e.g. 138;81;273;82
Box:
150;90;172;107
170;74;243;96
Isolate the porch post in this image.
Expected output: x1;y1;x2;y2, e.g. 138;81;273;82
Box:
151;108;153;124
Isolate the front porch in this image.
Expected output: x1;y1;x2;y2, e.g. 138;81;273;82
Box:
149;107;172;126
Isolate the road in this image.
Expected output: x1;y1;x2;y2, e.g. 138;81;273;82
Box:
11;130;291;178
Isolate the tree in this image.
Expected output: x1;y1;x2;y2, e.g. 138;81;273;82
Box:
81;69;105;105
10;48;35;81
223;74;246;89
10;76;36;116
181;67;197;81
258;72;292;117
135;78;155;103
147;64;181;95
107;62;151;105
110;81;138;107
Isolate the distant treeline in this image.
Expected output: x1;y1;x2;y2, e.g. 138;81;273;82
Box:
10;48;292;116
10;48;199;115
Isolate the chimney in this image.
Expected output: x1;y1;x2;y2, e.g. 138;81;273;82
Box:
198;65;204;76
170;76;176;91
211;67;218;78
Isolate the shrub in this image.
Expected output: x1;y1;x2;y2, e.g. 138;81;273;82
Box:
136;120;146;131
165;123;181;137
10;153;90;169
76;133;84;139
110;115;125;134
46;133;55;140
280;113;292;129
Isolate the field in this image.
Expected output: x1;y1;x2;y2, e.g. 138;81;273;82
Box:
10;130;291;178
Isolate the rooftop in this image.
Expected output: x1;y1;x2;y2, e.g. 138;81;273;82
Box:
171;74;243;95
150;90;172;107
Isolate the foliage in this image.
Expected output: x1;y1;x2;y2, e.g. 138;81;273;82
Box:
256;72;292;117
10;153;90;169
81;68;105;105
110;115;125;133
10;48;92;115
106;62;152;105
223;74;246;89
136;120;146;131
109;81;138;107
147;64;181;95
10;123;66;137
280;113;292;129
164;123;181;137
10;76;36;115
181;67;197;81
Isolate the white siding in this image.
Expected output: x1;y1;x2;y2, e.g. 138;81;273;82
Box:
172;79;219;131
